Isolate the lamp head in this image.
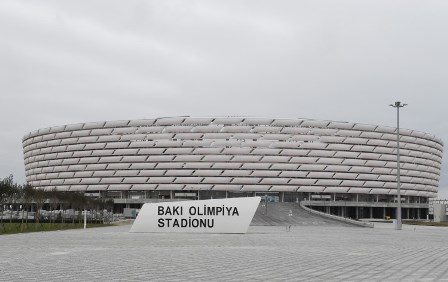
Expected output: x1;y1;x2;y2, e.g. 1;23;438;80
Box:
390;101;408;108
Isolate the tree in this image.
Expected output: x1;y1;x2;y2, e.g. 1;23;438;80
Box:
70;192;86;224
48;188;60;225
22;183;34;224
8;183;21;223
58;191;70;224
33;188;47;224
0;175;14;230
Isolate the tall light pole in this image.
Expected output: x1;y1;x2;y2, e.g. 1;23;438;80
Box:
390;101;407;230
265;194;268;215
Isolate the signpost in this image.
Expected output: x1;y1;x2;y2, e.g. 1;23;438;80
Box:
129;197;261;234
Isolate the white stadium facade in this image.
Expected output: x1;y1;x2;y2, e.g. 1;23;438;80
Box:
23;117;443;219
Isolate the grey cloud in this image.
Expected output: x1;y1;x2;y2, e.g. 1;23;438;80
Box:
1;0;447;197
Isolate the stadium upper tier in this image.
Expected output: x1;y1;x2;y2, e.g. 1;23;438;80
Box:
22;117;443;198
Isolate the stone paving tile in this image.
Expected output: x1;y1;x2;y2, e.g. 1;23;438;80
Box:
1;224;448;281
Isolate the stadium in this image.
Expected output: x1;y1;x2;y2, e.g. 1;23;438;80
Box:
22;117;443;220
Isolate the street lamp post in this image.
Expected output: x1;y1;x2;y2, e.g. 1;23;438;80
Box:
390;101;407;230
265;194;268;215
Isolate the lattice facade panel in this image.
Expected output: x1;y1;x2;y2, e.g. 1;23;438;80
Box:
23;117;443;198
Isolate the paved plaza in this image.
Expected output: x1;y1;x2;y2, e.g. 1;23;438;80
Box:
1;223;448;281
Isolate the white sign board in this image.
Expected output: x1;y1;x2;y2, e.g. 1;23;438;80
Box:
129;197;261;234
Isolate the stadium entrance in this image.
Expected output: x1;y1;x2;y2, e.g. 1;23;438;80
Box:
255;192;280;203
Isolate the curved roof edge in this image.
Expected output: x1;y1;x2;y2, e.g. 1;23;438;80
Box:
22;116;444;145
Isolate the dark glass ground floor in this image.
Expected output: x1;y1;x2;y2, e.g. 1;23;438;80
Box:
103;190;430;220
309;205;427;220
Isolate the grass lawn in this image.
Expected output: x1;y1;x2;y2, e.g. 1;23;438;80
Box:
403;220;448;227
0;222;114;235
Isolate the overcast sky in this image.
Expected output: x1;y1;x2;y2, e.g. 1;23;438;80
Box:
1;0;447;197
